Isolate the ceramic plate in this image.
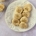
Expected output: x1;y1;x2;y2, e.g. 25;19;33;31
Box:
5;0;36;32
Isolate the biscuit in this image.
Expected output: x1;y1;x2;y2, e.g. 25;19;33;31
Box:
15;6;23;13
20;16;28;23
0;4;5;12
12;19;19;26
19;22;28;28
24;4;32;12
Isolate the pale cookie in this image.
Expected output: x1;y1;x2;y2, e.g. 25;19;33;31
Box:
24;4;32;12
13;13;21;20
15;6;23;13
12;19;19;26
19;22;28;29
22;11;30;18
0;4;5;12
20;16;28;23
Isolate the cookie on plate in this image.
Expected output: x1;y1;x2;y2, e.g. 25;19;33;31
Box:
19;22;28;29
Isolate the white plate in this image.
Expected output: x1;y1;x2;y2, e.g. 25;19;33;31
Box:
5;0;36;32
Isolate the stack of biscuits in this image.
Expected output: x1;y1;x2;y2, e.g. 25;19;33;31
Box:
12;4;32;29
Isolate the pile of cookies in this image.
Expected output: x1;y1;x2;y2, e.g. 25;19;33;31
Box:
0;0;5;12
12;4;32;29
